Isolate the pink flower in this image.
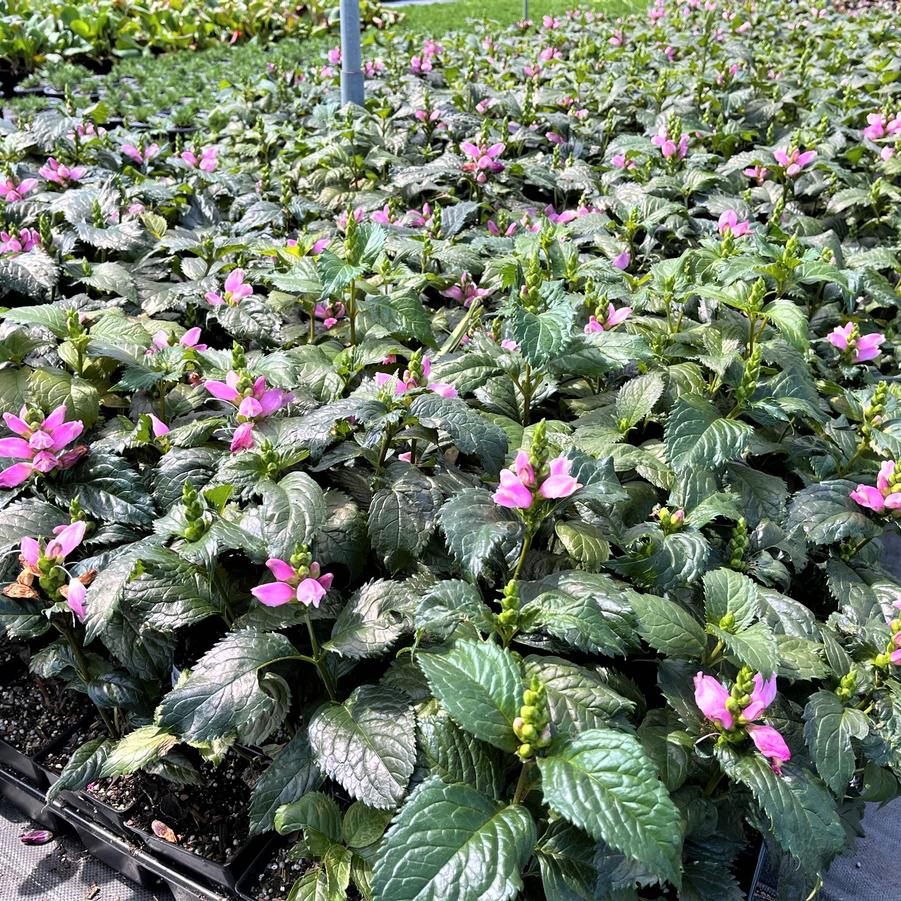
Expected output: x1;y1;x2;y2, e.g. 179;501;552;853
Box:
314;302;346;329
150;327;207;353
251;557;333;608
746;725;791;773
612;250;631;270
487;219;518;237
718;209;750;236
38;158;86;185
375;356;456;398
0;178;38;203
205;269;253;306
693;674;733;728
327;45;341;65
492;453;581;508
584;304;632;333
864;113;886;141
882;147;896;162
611;153;636;170
148;414;169;438
500;339;519;352
121;143;160;167
0;405;86;488
851;460;901;514
371;205;394;225
538;456;581;499
828;323;885;362
773;146;816;177
404;203;434;229
743;165;768;183
0;228;40;255
695;671;790;773
204;372;290;452
461;141;506;184
181;146;218;172
441;272;494;308
44;521;87;562
609;29;624;46
66;579;87;620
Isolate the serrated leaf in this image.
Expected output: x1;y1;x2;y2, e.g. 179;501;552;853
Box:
702;568;759;630
157;630;296;744
616;373;665;429
716;748;844;874
524;590;626;656
46;737;113;802
249;730;323;836
538;729;683;886
707;622;777;676
260;472;327;559
554;521;610;571
631;594;707;657
418;639;521;752
100;726;177;777
326;579;409;659
415;580;495;639
803;691;869;795
665;395;752;472
368;473;442;571
535;821;598;901
787;480;881;546
509;299;574;369
308;685;415;809
372;778;536;901
439;489;522;582
410;394;508;476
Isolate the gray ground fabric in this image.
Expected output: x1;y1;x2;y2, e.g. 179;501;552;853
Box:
0;798;161;901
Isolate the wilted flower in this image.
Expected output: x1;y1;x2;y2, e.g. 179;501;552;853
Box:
251;556;333;608
0;405;86;488
851;461;901;514
205;269;253;306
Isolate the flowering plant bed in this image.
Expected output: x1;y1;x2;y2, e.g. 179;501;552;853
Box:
1;0;901;898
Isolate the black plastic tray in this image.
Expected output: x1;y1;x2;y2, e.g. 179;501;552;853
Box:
0;764;65;830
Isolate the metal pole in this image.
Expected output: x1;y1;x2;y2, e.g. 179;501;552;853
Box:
340;0;365;106
523;0;528;20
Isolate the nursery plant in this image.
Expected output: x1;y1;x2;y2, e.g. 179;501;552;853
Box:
1;0;901;899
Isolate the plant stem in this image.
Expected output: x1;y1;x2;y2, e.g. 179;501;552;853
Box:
512;531;533;580
703;638;725;667
55;619;118;737
703;768;724;797
305;614;337;701
512;759;535;805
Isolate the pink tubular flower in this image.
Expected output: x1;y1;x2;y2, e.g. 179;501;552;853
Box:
181;146;218;172
251;557;333;608
612;250;631;271
652;125;688;160
121;143;159;167
611;153;637;171
461;141;506;184
151;326;207;353
718;209;750;237
0;228;40;255
851;460;901;514
374;356;457;399
205;269;253;307
148;414;169;438
492;452;581;509
584;304;633;333
538;456;581;499
314;301;346;330
500;339;519;352
21;522;88;619
864;113;886;141
441;272;494;308
773;146;816;177
204;372;290;452
695;671;791;773
0;405;86;488
827;323;885;363
38;158;86;185
743;165;768;183
0;178;38;203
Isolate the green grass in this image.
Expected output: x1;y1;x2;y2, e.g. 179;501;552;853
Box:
8;0;643;118
398;0;644;33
